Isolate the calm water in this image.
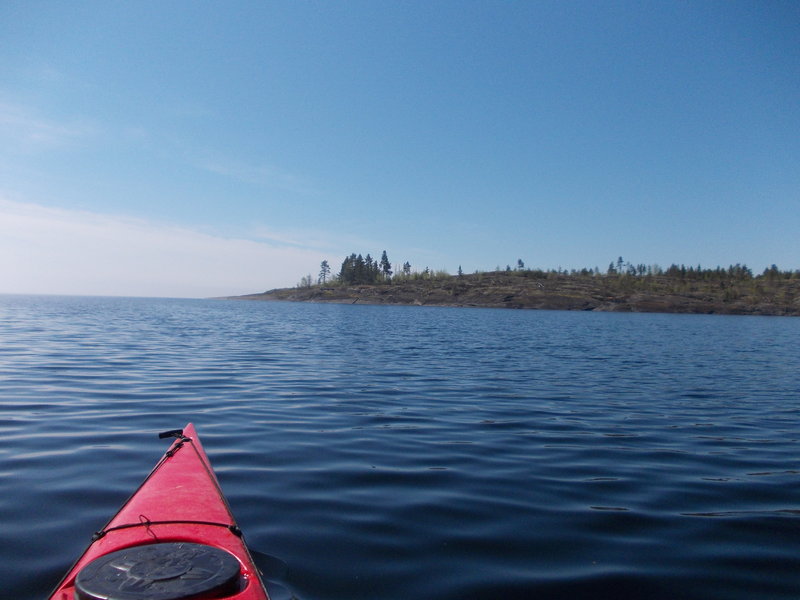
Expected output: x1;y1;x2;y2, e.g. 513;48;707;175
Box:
1;295;799;600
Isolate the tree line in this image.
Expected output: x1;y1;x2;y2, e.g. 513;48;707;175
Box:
336;251;393;284
494;257;797;282
296;253;799;288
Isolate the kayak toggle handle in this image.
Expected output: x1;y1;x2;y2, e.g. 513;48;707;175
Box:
158;429;184;439
158;429;192;458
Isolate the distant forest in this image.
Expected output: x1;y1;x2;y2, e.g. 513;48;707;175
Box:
298;252;800;288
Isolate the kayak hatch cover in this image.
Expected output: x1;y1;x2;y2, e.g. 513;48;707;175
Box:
48;423;270;600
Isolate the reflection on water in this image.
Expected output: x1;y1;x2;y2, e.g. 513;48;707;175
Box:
1;296;799;599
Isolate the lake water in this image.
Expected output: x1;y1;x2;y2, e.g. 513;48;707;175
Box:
1;295;799;599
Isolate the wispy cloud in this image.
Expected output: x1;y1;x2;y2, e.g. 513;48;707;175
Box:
201;158;312;191
248;224;374;252
0;198;326;297
0;88;316;199
0;101;97;152
174;143;319;195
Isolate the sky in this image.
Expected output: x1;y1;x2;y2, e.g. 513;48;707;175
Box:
1;1;798;298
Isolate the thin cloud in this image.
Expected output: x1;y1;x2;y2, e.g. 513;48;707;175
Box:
248;224;371;252
0;198;326;298
178;146;319;195
0;101;97;151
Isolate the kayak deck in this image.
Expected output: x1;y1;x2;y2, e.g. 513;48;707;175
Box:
49;424;269;600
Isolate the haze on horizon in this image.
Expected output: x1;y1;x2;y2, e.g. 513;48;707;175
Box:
1;2;798;298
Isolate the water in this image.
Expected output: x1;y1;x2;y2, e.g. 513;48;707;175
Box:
1;295;799;599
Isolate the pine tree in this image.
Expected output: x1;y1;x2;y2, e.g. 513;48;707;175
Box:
318;260;330;284
365;254;374;282
339;253;358;284
355;254;366;283
380;250;392;280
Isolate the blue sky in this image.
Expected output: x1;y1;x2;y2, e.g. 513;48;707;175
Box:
1;1;798;297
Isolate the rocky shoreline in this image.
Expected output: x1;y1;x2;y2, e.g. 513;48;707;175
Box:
226;271;800;317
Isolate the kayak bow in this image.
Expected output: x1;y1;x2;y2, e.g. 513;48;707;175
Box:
49;423;269;600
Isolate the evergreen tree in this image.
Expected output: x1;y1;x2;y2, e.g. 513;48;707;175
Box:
355;254;366;283
365;254;374;282
318;260;330;284
380;250;392;279
339;253;358;284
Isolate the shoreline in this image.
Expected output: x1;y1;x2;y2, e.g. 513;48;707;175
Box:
223;271;800;317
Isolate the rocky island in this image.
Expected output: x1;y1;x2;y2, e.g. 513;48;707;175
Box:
229;260;800;317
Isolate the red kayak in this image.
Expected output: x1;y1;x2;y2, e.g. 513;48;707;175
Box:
49;423;269;600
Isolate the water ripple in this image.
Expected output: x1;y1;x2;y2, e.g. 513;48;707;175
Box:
1;297;799;599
